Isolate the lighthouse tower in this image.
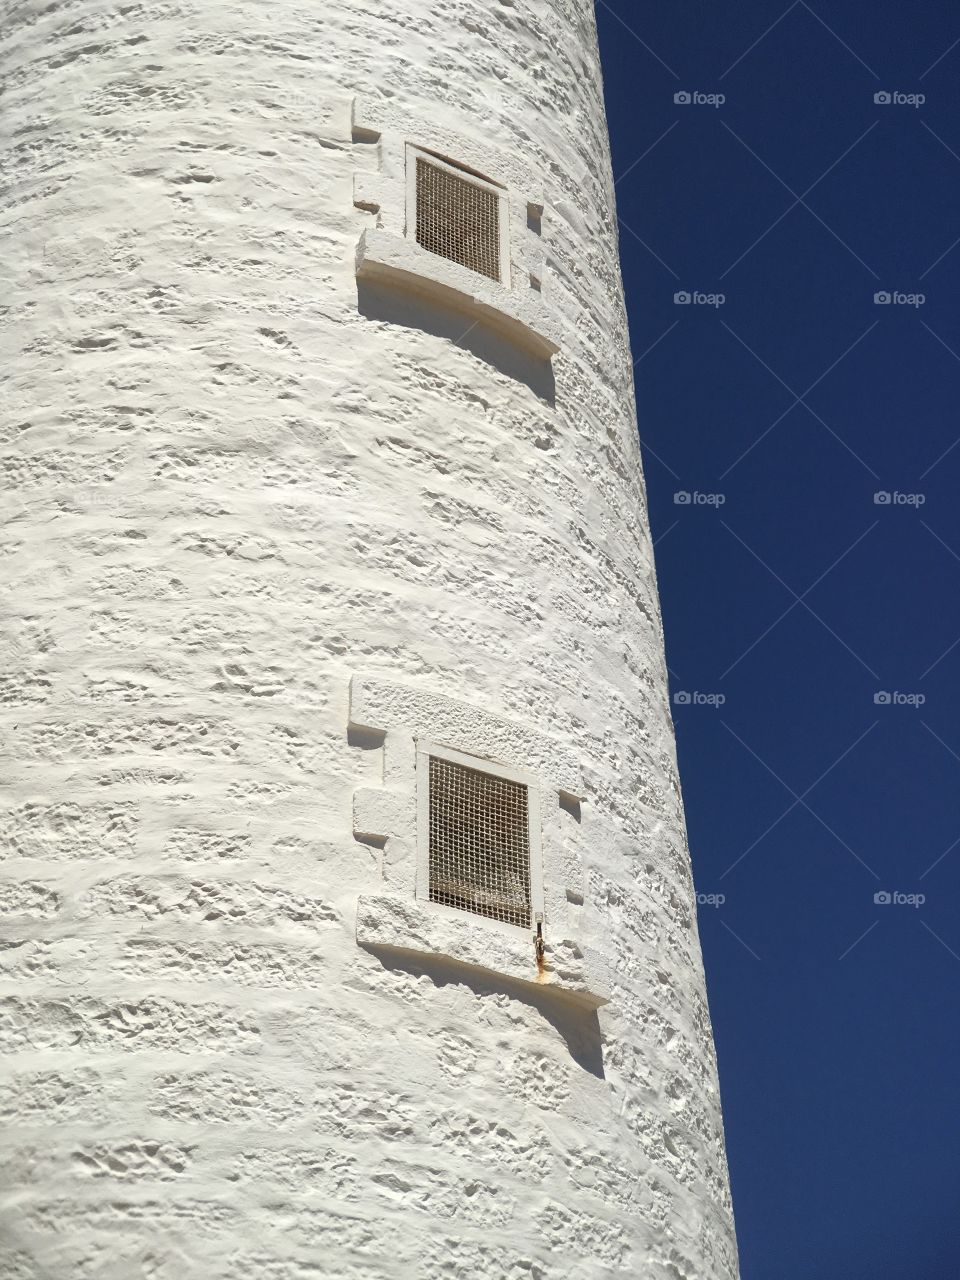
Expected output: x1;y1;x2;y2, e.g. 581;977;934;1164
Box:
1;1;739;1277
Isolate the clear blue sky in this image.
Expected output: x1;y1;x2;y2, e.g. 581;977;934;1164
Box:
595;2;960;1275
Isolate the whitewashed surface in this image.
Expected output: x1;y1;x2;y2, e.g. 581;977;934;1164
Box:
0;1;739;1276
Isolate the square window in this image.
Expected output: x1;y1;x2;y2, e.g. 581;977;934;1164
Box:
417;743;543;932
408;149;509;285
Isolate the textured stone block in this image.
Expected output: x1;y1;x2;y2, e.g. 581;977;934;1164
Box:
357;891;609;1009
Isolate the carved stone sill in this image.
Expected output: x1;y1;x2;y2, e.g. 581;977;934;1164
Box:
356;229;561;359
356;892;610;1011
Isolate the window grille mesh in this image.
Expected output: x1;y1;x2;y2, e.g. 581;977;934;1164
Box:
416;156;502;283
428;756;531;928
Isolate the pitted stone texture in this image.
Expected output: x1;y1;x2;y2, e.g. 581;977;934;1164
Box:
0;995;260;1054
79;875;342;930
0;880;62;920
149;1069;308;1129
0;801;139;861
0;1068;112;1122
114;937;334;987
0;0;737;1276
1;1141;194;1188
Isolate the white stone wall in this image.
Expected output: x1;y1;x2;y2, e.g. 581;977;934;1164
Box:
0;1;739;1277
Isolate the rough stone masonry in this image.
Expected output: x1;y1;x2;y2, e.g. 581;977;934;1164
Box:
0;0;740;1276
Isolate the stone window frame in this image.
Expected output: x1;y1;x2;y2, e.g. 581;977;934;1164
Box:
406;145;513;287
349;675;609;1009
415;738;545;940
352;97;561;359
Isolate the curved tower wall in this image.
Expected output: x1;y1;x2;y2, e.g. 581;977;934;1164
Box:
1;1;739;1277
